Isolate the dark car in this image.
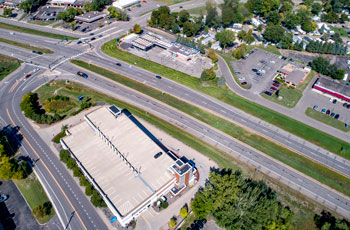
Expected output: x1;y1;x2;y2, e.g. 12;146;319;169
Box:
90;37;95;41
98;34;103;38
256;72;262;76
270;87;277;91
252;68;258;72
273;80;280;85
235;71;241;74
154;152;162;159
272;83;279;87
241;81;247;85
335;114;340;119
264;91;273;96
25;74;31;79
326;109;330;115
347;104;350;109
332;99;337;104
330;112;335;117
89;32;94;35
155;75;162;79
116;63;121;66
77;71;88;78
76;40;82;44
343;103;348;107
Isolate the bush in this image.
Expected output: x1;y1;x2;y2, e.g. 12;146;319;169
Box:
160;201;168;209
66;158;76;169
59;150;70;163
180;206;188;218
200;69;216;81
32;202;52;219
73;166;81;177
85;185;93;196
91;190;106;207
79;176;90;187
169;218;177;228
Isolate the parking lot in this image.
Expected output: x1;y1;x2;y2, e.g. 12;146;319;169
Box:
231;48;287;94
0;179;60;230
301;86;350;125
29;6;63;22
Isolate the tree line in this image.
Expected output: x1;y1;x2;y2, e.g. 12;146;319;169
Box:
311;56;346;80
191;169;294;229
60;149;106;207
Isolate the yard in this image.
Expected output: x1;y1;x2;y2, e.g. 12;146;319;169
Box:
14;174;55;224
305;107;349;132
262;71;316;108
101;39;350;159
0;53;21;81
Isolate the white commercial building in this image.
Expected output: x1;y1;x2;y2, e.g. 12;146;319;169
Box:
61;106;197;227
112;0;140;9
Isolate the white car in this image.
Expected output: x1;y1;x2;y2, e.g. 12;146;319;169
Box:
0;195;8;202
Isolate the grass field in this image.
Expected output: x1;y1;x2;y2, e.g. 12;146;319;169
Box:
0;53;20;81
101;39;350;159
71;59;350;196
27;20;56;26
36;80;334;230
262;71;316;108
14;175;55;224
0;22;78;40
305;107;349;132
247;44;282;56
0;37;53;54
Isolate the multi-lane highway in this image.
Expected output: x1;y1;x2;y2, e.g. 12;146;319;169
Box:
0;2;349;228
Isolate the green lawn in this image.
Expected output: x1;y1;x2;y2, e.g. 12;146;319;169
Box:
14;175;55;224
305;107;349;132
220;54;251;89
52;21;64;28
28;20;56;26
71;59;350;196
101;39;350;159
187;6;206;15
247;44;282;56
330;26;349;37
0;53;21;81
0;37;53;54
154;0;190;5
262;71;316;108
0;22;78;40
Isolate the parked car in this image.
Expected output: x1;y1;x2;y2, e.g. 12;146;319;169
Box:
313;105;318;110
77;71;88;78
347;104;350;109
273;80;280;86
330;112;335;117
252;68;258;72
272;83;279;87
155;75;162;79
321;108;326;113
116;63;121;66
332;99;337;104
154;152;162;159
256;72;262;76
343;103;348;107
264;91;273;96
0;195;8;202
326;109;330;115
335;114;340;119
241;82;247;85
270;87;277;91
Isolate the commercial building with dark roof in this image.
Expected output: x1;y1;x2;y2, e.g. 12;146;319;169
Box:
61;106;197;227
312;77;350;101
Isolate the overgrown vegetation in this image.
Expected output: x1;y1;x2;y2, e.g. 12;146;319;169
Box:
311;57;346;80
59;150;106;207
0;54;20;81
101;39;350;159
191;169;294;229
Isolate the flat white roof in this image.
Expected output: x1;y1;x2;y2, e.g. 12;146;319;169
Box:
63;107;175;216
112;0;140;8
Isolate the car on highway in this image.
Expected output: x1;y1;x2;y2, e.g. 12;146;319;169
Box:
154;152;162;159
335;114;340;119
326;109;330;115
32;50;43;55
0;195;8;202
89;33;94;35
155;75;162;79
77;71;88;78
98;34;103;38
321;108;326;113
25;74;31;79
76;40;82;44
116;63;121;66
235;72;241;74
90;37;95;41
313;105;318;110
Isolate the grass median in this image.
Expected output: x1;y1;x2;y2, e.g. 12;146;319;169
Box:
305;107;349;132
0;22;78;40
14;175;55;224
0;37;53;54
71;59;350;196
101;39;350;159
0;53;20;81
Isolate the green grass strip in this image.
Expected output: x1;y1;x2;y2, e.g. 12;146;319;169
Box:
14;175;55;224
71;59;350;196
305;107;349;132
0;22;78;40
0;37;53;54
101;39;350;159
0;53;21;81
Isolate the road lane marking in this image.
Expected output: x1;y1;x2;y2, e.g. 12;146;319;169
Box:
8;80;20;94
6;109;88;230
141;214;151;230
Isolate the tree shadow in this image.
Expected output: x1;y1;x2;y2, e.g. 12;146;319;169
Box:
0;125;23;157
